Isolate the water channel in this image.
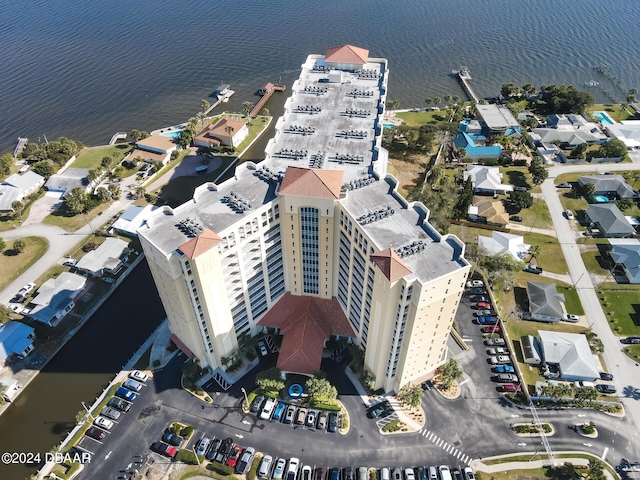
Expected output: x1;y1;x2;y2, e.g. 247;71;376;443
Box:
0;262;166;480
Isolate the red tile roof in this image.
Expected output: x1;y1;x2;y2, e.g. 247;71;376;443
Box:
195;118;246;144
258;292;354;375
324;45;369;65
137;135;176;152
370;248;412;282
178;229;222;259
279;166;343;199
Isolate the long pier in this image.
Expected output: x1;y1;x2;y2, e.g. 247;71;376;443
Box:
13;137;28;158
250;82;285;117
453;66;479;103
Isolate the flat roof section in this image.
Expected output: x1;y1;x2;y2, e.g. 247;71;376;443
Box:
476;104;520;131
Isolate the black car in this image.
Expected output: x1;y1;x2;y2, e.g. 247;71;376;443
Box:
366;401;392;419
510;215;523;222
343;467;353;480
162;432;184;446
626;336;640;344
250;395;265;413
470;295;488;302
599;372;614;381
107;396;131;412
596;384;616;395
215;438;234;463
556;183;571;188
470;287;486;295
86;426;107;440
206;438;223;461
328;412;339;432
524;265;543;274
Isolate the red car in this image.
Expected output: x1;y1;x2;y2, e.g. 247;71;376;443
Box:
481;325;501;334
227;445;242;468
85;426;107;441
151;441;177;458
475;302;491;310
501;383;521;393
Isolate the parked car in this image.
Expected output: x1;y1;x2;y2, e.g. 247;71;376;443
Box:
317;412;328;429
556;183;571;188
123;379;143;392
306;410;317;427
226;445;242;468
470;295;488;303
489;355;511;364
509;215;523;222
328;412;339;432
196;437;211;456
258;341;268;356
107;397;131;412
482;325;501;333
302;465;313;480
260;397;277;420
129;370;148;382
476;316;498;325
162;432;184;447
330;467;340;480
596;384;616;395
466;280;484;288
115;386;137;402
258;455;273;479
151;441;177;458
496;373;518;383
494;364;515;373
463;467;476;480
471;287;486;295
295;408;308;425
250;395;265;414
562;314;579;323
215;438;234;464
273;458;287;480
343;467;353;480
474;302;491;310
284;404;296;424
451;468;464;480
86;426;108;440
94;416;114;430
416;466;427;480
439;466;452;480
273;401;287;421
485;338;505;346
287;458;300;480
315;467;325;480
100;406;121;420
524;265;543;274
565;210;574;220
599;372;614;381
626;336;640;344
501;383;521;393
474;309;497;317
366;401;392;419
18;283;36;296
514;186;528;192
405;468;416;480
206;438;222;461
236;447;256;474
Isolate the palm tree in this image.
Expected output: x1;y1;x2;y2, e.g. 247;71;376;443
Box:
425;98;432;108
196;112;207;128
201;98;210;113
528;245;541;263
443;94;452;105
433;96;442;108
243;101;254;118
452;95;461;105
224;125;235;143
133;185;146;199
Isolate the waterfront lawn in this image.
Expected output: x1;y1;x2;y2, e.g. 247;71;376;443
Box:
597;289;640;336
43;201;111;232
587;103;636;122
0;236;48;292
395;110;447;127
73;144;132;170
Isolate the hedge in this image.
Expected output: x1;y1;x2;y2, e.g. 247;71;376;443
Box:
175;449;201;465
209;461;235;476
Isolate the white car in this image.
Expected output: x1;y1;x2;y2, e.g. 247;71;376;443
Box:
466;280;484;288
129;370;149;383
464;467;476;480
260;397;276;420
563;314;579;323
7;303;21;313
21;307;32;316
258;341;268;356
490;355;511;364
273;458;287;480
439;466;452;480
257;455;273;478
123;379;143;392
565;210;574;220
287;458;300;478
94;416;114;430
404;468;416;480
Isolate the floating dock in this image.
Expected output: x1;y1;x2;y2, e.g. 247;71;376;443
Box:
204;84;235;115
250;82;285;117
452;66;479;103
13;137;28;158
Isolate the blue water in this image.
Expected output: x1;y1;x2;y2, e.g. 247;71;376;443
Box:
0;0;639;153
593;195;609;203
594;111;614;125
161;131;182;139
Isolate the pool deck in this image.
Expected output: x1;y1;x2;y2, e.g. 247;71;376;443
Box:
593;110;615;125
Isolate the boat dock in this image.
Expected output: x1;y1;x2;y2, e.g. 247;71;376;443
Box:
13;137;28;158
204;84;235;115
249;82;286;117
452;66;479;103
108;132;127;145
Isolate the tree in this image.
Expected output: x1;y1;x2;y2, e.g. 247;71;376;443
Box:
101;156;113;169
424;98;432;107
0;305;12;324
256;367;285;392
453;178;473;219
75;409;91;425
522;83;536;95
243;101;254;118
586;458;606;480
569;142;588;159
129;129;149;142
501;83;521;99
443;94;452;105
451;95;461;105
259;107;270;117
386;99;399;110
539;84;594;114
178;124;196;148
13;239;26;253
439;358;463;390
528;157;548;185
597;139;627;158
87;168;102;183
200;98;210;113
480;252;523;290
528;245;541;263
11;200;25;219
96;187;111;203
0;153;12;176
32;160;55;179
616;198;634;211
225;125;235;138
64;187;87;214
575;182;595;198
433;96;441;107
108;183;121;200
133;185;146;199
306;377;337;404
397;384;423;408
510;190;533;211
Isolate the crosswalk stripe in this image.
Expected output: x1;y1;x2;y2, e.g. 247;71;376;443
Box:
419;428;423;434
422;430;428;437
455;450;463;459
428;433;435;440
437;439;443;447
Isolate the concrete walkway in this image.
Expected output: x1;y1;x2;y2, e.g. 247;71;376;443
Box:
507;223;558;237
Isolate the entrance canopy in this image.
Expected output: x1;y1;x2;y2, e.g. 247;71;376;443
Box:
258;293;354;375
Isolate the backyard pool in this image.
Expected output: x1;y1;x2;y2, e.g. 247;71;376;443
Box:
161;130;182;139
590;194;609;203
593;111;614;125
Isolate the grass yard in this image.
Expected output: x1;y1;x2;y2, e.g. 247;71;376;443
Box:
0;236;48;291
517;197;553;230
476;468;547;480
523;232;568;274
580;250;610;277
448;224;494;243
395;109;449;127
624;344;640;362
43;201;112;231
557;286;584;315
597;289;640;336
73;144;132;169
587;103;637;122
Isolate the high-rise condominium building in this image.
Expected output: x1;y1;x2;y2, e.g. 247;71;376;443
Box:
138;45;470;392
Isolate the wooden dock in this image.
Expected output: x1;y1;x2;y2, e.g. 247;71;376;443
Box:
453;66;479;103
13;137;28;158
204;87;235;115
249;82;285;118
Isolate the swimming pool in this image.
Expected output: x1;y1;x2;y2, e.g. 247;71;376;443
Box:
593;111;614;125
161;130;182;139
383;123;395;129
590;195;609;203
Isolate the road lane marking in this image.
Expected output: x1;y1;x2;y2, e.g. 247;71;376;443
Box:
602;447;608;460
459;379;470;386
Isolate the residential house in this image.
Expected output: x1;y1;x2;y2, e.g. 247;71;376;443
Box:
127;135;177;166
478;231;530;260
529;113;607;148
0;376;21;402
111;205;159;237
194;118;249;149
0;321;36;366
537;330;600;382
464;165;514;195
475;104;522;136
0;171;45;212
467;197;508;227
44;168;90;198
585;204;636;238
578;174;637;200
609;241;640;283
526;281;565;323
605;120;640;149
27;272;86;326
75;237;130;278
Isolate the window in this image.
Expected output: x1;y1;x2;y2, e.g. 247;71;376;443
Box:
300;207;319;294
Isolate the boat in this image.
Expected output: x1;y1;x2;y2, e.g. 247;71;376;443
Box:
584;80;599;87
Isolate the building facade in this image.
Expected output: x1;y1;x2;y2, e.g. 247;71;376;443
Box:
139;45;470;392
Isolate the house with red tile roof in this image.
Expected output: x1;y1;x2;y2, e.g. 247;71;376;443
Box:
195;118;248;148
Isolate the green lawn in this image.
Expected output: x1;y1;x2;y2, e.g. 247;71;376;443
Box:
43;201;112;231
73;144;132;169
523;232;568;274
597;289;640;336
624;344;640;362
500;166;541;194
580;250;610;277
587;103;637;122
517;197;553;230
395;110;449;127
0;236;48;292
557;286;584;315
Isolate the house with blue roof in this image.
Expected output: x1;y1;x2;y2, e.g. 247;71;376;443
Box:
0;321;36;366
455;104;522;160
610;242;640;283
